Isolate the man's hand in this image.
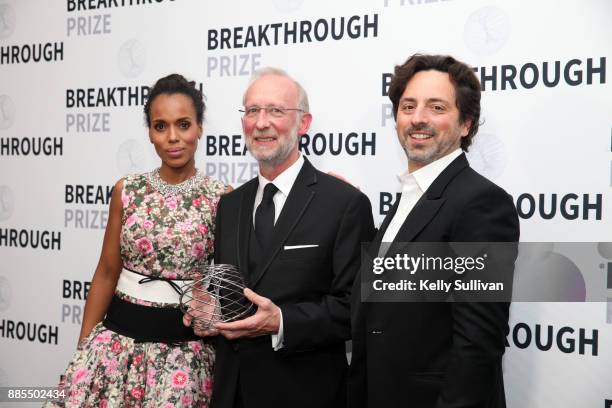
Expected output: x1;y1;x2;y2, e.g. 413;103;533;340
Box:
214;288;281;340
182;285;220;337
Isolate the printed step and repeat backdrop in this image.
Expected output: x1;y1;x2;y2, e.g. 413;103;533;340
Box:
0;0;610;406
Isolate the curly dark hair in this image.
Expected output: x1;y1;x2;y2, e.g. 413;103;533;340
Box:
388;54;481;151
143;74;205;127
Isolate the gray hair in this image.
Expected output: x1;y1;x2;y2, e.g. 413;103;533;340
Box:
242;67;310;113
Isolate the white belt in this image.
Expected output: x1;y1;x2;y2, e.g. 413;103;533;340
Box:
115;268;192;304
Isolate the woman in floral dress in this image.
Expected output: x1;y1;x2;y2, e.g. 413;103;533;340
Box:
46;74;228;408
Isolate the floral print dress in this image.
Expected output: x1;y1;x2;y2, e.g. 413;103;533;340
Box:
46;171;225;408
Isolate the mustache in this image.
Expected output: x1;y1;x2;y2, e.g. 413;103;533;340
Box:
251;130;278;138
404;124;437;136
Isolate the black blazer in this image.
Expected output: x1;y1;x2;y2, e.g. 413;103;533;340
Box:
349;153;520;408
211;158;375;408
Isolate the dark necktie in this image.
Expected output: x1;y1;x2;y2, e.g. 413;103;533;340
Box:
255;183;278;249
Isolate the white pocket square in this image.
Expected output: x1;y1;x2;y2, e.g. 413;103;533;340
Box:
283;244;319;250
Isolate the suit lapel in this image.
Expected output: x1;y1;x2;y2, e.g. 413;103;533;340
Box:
392;196;445;243
250;159;317;287
391;153;469;245
371;194;401;258
237;179;258;284
375;196;399;243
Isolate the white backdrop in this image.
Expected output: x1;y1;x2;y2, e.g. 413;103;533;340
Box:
0;0;611;406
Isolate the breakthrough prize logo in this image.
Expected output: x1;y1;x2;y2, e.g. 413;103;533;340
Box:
273;0;304;13
0;3;16;40
117;39;147;78
0;276;12;311
466;132;507;180
464;5;511;56
0;95;16;129
0;186;15;221
116;139;149;174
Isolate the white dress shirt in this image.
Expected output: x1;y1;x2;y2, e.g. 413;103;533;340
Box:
253;154;305;350
253;154;304;225
381;149;463;247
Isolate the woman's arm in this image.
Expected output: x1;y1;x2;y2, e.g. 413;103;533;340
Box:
77;178;125;344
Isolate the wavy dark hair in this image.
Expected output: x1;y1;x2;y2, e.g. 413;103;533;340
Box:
143;73;205;127
388;54;481;151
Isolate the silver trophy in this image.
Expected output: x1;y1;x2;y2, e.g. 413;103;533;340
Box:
180;264;254;330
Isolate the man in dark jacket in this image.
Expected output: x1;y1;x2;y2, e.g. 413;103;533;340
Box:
349;54;520;408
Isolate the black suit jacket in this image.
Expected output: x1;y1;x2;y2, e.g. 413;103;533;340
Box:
211;158;375;408
349;153;520;408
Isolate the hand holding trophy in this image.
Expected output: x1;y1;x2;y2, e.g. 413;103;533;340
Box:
180;264;254;335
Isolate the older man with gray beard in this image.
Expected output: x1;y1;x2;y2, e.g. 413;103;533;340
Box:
199;67;375;408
